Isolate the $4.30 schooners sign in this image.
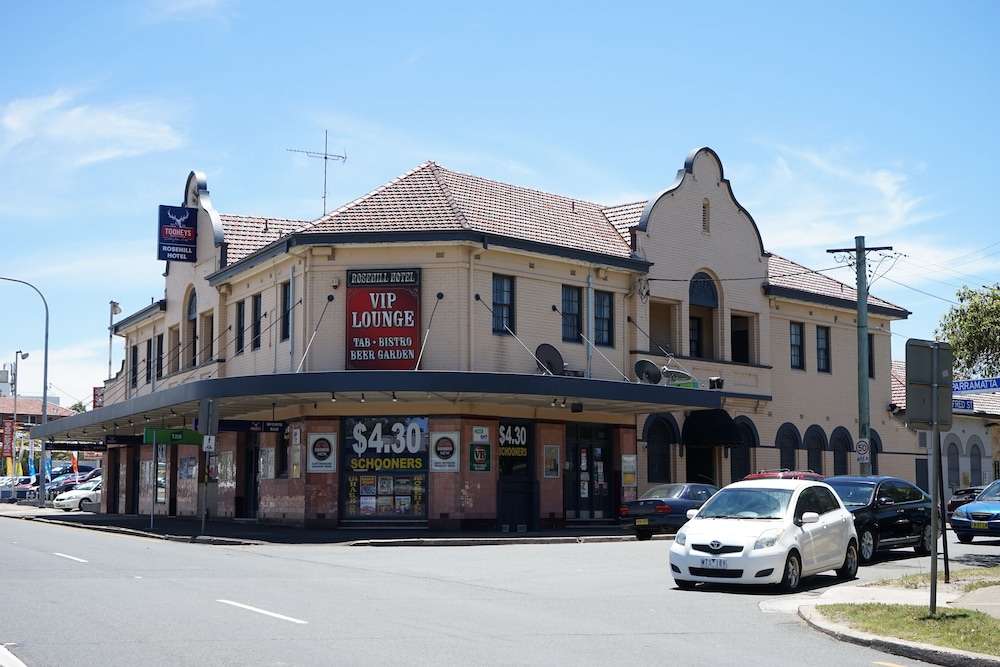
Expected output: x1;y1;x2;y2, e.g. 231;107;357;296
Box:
345;268;421;370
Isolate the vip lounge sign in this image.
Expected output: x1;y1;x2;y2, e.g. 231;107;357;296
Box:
157;205;198;262
345;268;421;369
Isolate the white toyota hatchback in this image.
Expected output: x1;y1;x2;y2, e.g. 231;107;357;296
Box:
669;479;858;592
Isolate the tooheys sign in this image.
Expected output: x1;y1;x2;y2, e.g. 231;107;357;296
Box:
157;205;198;262
346;268;421;370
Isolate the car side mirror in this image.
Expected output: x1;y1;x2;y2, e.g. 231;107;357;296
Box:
686;508;699;519
796;511;820;526
876;496;894;507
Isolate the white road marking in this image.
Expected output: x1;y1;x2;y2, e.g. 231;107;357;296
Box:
53;552;88;563
217;599;308;624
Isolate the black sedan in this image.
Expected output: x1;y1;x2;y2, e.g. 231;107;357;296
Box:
824;475;935;564
618;482;718;540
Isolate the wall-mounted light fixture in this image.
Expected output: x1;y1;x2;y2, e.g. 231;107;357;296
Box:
392;392;397;403
331;392;336;403
360;393;366;403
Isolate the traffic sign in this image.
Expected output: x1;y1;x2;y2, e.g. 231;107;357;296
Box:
953;377;1000;394
855;438;870;464
905;339;953;430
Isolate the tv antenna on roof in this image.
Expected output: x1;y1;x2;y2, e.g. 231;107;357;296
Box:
287;130;346;216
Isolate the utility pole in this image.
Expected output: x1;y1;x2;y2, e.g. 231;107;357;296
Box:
827;235;892;476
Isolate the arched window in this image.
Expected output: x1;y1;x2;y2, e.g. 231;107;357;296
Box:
689;272;718;360
186;289;198;368
947;440;961;489
803;425;827;474
830;427;853;476
869;430;883;475
776;423;800;470
970;442;983;486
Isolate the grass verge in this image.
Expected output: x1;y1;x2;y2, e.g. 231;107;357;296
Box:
815;566;1000;658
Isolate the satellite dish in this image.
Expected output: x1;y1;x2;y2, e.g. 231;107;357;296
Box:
634;359;662;384
535;344;565;375
662;366;697;386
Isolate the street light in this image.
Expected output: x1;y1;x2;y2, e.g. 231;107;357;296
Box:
10;350;28;499
0;276;49;508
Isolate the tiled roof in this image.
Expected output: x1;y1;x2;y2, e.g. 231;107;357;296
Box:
296;162;635;259
0;397;77;420
217;163;906;314
603;201;647;241
890;360;1000;415
766;253;906;314
221;215;305;264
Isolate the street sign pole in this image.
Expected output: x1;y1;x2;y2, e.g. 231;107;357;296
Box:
929;343;940;613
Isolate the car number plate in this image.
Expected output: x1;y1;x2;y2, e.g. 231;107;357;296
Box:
700;557;727;570
971;521;988;530
635;518;649;526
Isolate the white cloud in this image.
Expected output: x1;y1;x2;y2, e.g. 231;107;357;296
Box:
0;91;185;168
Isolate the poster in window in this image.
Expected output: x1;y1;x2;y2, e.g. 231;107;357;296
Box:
360;475;377;495
377;476;394;495
430;431;460;472
543;445;560;478
621;454;637;487
307;433;337;473
342;416;429;522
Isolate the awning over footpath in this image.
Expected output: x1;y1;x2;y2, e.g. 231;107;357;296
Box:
682;408;744;447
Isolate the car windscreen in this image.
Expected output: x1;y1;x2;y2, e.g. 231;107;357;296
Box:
979;481;1000;501
696;487;792;519
639;484;685;500
826;482;875;507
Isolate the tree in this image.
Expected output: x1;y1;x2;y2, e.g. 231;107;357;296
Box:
69;401;88;413
936;283;1000;378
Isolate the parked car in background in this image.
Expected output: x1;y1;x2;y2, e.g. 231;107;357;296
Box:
743;469;825;481
824;475;935;564
618;483;718;540
13;474;49;500
947;486;986;518
949;479;1000;543
53;479;102;511
49;463;95;479
1;476;32;501
46;473;88;500
668;479;858;592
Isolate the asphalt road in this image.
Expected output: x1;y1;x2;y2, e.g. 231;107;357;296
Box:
4;517;990;667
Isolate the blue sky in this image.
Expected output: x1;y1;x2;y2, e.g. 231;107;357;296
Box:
1;0;997;409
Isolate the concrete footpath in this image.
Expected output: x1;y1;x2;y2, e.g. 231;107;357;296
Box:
2;502;999;667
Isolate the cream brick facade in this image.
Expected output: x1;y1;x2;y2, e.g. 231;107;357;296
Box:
37;149;930;531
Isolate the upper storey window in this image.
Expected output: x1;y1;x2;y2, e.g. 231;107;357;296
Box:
492;274;515;335
689;272;718;359
702;198;710;233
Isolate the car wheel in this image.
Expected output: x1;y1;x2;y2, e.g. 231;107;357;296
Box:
858;527;877;564
915;523;933;555
836;541;859;580
78;499;88;511
957;533;974;544
780;551;802;592
675;579;696;590
635;530;653;541
62;507;72;512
